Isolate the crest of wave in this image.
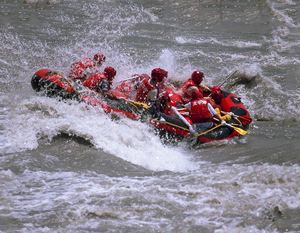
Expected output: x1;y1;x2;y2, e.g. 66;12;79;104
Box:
2;96;196;172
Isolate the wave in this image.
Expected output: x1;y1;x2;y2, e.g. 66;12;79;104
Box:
176;36;262;49
0;97;195;172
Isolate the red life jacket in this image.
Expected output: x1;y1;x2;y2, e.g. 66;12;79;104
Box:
113;80;133;99
68;58;96;80
204;97;218;109
190;98;213;123
135;74;154;102
114;74;142;99
82;73;109;91
180;79;204;102
181;79;195;96
160;88;184;115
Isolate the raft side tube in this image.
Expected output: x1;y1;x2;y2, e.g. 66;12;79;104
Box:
31;68;77;99
220;91;252;127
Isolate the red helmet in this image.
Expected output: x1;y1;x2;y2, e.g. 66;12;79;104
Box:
210;85;223;103
187;86;203;100
151;68;168;82
93;53;106;65
211;85;221;95
191;70;204;85
104;66;116;80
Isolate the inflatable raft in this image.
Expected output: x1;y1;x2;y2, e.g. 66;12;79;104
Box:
31;68;252;146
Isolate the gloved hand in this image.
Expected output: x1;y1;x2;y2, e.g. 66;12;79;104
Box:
189;128;197;136
215;108;221;115
221;114;232;121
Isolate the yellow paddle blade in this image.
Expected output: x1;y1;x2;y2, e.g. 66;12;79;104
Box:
127;100;150;109
231;125;248;136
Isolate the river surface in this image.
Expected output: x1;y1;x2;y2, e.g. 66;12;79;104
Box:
1;0;300;232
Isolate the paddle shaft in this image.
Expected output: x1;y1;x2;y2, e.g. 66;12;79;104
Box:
220;110;250;123
213;117;247;136
218;70;238;87
115;75;139;84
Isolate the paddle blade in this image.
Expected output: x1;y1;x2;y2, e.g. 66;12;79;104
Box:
231;125;248;136
127;100;150;109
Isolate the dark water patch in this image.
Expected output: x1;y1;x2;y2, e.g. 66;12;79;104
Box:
257;207;300;232
25;101;61;118
85;210;119;220
275;208;300;232
0;216;23;233
1;134;157;177
51;132;93;146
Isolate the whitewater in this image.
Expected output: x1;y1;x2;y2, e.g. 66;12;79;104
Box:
1;0;300;232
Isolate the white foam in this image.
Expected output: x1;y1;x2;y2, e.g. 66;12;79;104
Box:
175;36;188;44
267;0;299;28
175;36;262;49
264;0;300;57
1;97;195;172
61;110;196;172
157;49;176;74
238;63;262;78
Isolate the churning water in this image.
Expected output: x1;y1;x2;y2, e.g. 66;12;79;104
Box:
1;0;300;232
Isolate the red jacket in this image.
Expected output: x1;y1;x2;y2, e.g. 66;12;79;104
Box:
69;58;97;80
82;73;111;92
135;74;154;102
188;98;214;123
180;79;203;103
159;88;184;115
204;97;218;109
114;74;143;99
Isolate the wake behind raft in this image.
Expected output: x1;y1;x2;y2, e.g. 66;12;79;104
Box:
31;68;252;146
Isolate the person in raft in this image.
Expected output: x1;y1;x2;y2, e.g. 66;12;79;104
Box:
180;70;211;103
134;67;168;103
82;66;117;93
68;52;106;81
184;87;231;132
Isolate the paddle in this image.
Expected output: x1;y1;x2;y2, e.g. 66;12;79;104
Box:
171;106;245;138
198;70;239;96
125;99;150;110
212;117;247;136
195;123;222;137
115;75;140;84
201;70;239;98
225;122;247;135
218;70;239;87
